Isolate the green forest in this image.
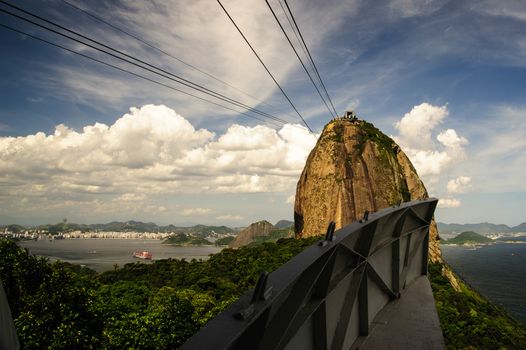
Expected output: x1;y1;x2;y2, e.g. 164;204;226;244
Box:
161;233;213;246
0;237;316;349
443;231;493;245
428;263;526;349
1;237;525;349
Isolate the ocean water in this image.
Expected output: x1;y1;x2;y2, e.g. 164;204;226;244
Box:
441;237;526;325
17;239;222;272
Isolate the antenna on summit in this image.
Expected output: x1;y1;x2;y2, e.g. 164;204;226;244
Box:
333;110;359;122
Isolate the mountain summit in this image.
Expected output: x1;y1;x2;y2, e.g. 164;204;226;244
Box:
294;116;441;262
229;220;274;248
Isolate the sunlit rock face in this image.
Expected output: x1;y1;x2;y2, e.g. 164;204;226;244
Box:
294;118;441;262
229;220;274;248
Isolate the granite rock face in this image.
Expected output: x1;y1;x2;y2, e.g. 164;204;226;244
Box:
294;118;442;263
229;220;274;248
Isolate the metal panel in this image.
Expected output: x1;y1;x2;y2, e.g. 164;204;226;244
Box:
0;277;20;350
182;198;438;350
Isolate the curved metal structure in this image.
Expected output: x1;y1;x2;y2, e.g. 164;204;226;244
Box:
0;277;20;350
182;198;438;350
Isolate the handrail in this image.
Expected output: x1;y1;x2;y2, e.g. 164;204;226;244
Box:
182;198;438;350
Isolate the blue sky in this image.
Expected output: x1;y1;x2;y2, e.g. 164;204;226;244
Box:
0;0;525;227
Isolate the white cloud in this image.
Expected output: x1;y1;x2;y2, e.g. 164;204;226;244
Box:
116;193;147;202
473;0;526;22
286;194;295;204
459;105;526;193
181;207;212;216
389;0;448;18
0;105;316;219
447;176;472;194
395;103;448;149
32;0;362;124
391;102;470;207
393;103;468;179
438;198;461;208
216;214;244;221
437;129;468;149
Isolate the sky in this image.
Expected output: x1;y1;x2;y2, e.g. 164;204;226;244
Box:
0;0;525;227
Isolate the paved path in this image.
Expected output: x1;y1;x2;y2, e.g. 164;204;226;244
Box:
355;275;445;349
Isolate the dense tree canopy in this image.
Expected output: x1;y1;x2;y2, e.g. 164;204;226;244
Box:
0;237;317;348
1;238;525;349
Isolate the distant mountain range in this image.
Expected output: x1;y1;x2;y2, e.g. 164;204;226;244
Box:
2;219;293;237
438;222;526;235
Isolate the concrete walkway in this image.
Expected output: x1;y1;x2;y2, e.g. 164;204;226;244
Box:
354;276;445;349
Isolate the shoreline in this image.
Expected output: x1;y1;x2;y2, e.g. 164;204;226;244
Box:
440;240;526;248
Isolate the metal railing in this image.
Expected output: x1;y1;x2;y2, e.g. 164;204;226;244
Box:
182;198;438;350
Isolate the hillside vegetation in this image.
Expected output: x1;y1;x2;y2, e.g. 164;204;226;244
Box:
444;231;493;245
429;263;526;349
438;222;526;235
249;228;292;245
162;233;212;246
0;237;316;349
1;237;525;349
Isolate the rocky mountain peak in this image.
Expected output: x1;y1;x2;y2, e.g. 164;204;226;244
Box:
228;220;274;248
294;117;442;262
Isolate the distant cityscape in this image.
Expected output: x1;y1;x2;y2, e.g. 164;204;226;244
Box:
2;229;172;240
1;224;238;243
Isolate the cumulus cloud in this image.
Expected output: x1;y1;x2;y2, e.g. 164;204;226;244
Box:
437;129;468;149
181;208;212;216
0;105;316;219
392;102;470;207
447;176;472;194
216;214;244;221
116;193;147;202
395;103;448;149
393;103;468;178
438;198;461;208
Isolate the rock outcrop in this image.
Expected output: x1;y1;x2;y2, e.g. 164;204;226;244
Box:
294;118;442;263
229;220;274;248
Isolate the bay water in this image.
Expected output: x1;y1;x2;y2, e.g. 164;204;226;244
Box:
441;237;526;325
17;238;222;272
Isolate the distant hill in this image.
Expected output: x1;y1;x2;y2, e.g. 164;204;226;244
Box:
274;220;293;229
89;221;230;234
182;225;233;237
438;222;516;235
228;221;293;248
249;228;293;245
229;221;274;248
3;221;236;236
162;233;212;246
89;221;163;233
444;231;493;245
214;236;235;246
